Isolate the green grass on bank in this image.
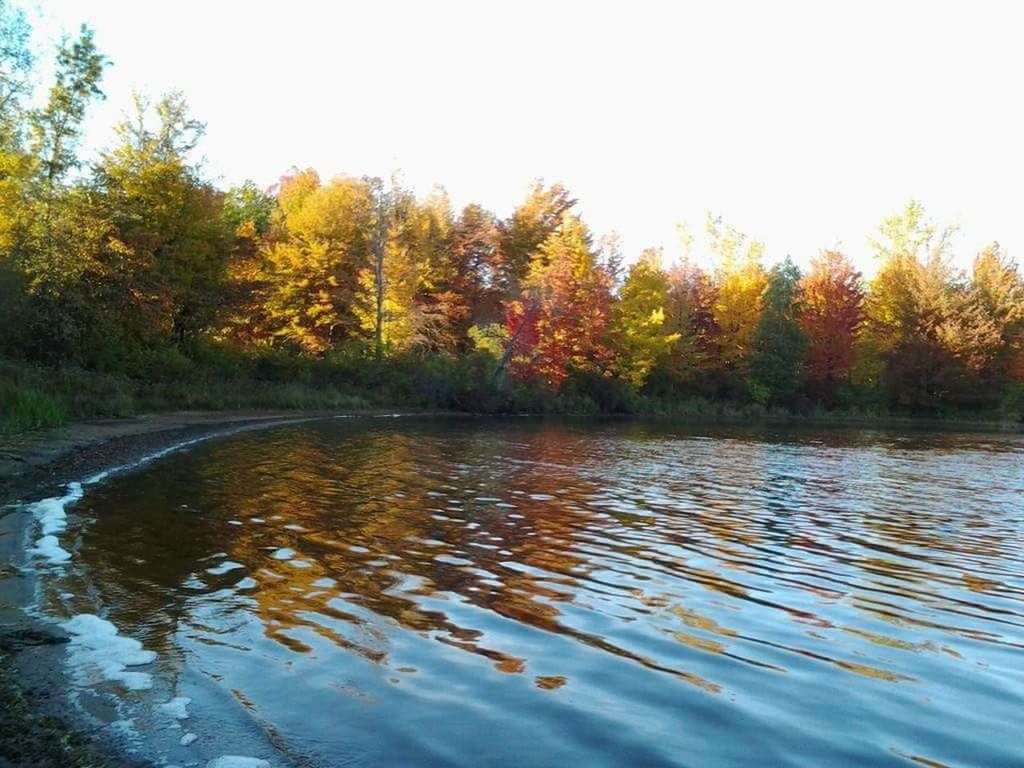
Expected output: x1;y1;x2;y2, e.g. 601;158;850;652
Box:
1;353;1022;436
0;359;374;435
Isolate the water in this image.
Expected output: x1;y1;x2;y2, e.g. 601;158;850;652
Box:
34;418;1024;766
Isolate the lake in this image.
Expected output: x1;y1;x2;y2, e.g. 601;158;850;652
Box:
31;418;1024;766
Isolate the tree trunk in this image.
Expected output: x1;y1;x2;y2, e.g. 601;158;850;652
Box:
494;299;535;385
373;195;386;362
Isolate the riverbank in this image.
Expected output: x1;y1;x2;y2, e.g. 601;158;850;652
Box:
4;359;1022;439
0;410;407;768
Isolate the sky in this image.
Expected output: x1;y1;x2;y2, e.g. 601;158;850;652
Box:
22;0;1024;275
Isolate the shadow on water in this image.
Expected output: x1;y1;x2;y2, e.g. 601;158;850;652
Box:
42;419;1024;767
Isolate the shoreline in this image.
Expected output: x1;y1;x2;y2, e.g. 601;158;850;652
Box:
0;409;417;768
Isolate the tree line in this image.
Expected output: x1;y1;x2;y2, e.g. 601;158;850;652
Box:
2;9;1022;417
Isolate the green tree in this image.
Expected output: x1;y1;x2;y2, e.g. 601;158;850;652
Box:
748;258;806;404
29;26;106;198
95;92;230;346
0;0;33;149
0;0;33;270
223;180;276;237
7;23;110;362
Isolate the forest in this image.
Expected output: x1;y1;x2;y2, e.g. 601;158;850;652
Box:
2;10;1023;432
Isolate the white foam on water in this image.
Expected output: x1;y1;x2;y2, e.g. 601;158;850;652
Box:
287;559;312;569
270;548;295;560
159;696;192;720
29;535;72;563
206;561;245;575
180;732;198;746
26;482;83;563
207;757;271;768
61;614;156;691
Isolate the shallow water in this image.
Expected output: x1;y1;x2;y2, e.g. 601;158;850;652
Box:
36;418;1024;766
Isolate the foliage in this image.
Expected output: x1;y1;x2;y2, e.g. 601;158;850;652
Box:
707;214;767;382
749;258;806;404
505;214;614;387
800;250;864;405
1;10;1022;431
612;249;679;388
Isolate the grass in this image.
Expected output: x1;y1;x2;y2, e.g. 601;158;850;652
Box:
0;356;1020;437
0;381;67;435
0;359;375;436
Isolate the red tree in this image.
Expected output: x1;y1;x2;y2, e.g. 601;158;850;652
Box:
501;216;613;388
800;250;865;404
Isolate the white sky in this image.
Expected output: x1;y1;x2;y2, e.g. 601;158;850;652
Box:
24;0;1024;275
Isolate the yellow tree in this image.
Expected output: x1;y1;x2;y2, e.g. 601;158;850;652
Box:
353;180;454;356
707;213;767;378
263;174;373;354
496;181;575;297
859;200;962;407
612;248;679;388
937;244;1024;392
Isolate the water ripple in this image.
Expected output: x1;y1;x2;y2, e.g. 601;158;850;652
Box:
39;419;1024;767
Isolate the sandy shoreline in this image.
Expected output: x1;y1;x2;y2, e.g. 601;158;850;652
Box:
0;409;387;768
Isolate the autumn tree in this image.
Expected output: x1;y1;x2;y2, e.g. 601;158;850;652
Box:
612;248;679;388
504;214;613;387
800;250;864;405
658;259;719;391
495;181;575;298
861;200;962;409
935;244;1024;402
707;214;767;385
968;245;1024;385
219;181;277;344
264;173;373;354
356;176;446;358
437;203;499;352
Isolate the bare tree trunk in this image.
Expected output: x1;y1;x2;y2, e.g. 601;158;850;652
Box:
493;299;534;385
373;193;386;363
